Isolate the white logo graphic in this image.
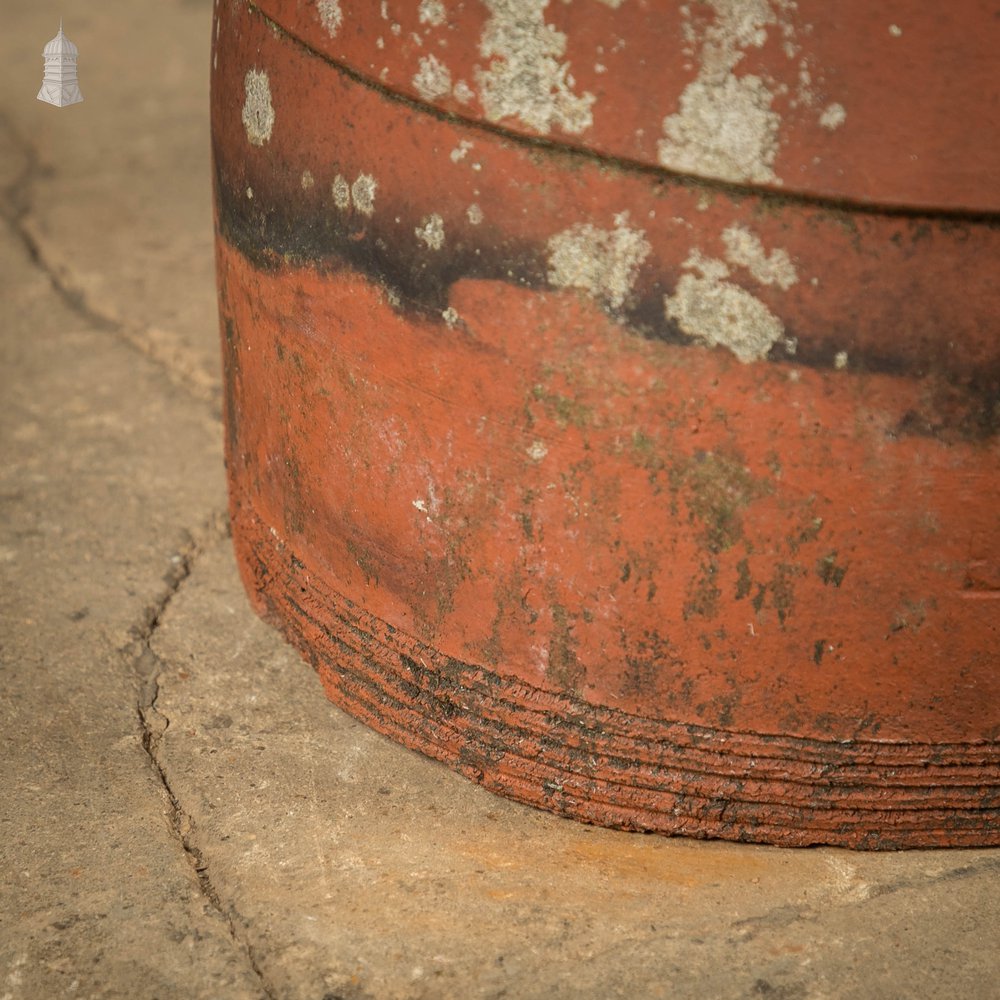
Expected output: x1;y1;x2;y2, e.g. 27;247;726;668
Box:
37;20;83;108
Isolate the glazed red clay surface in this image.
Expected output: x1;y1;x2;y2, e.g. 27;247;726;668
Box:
213;0;999;847
255;0;1000;213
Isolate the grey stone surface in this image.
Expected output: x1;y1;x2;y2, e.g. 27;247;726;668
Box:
1;2;998;999
0;146;261;998
0;0;220;405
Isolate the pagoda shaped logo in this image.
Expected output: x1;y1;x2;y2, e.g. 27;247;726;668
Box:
37;20;83;108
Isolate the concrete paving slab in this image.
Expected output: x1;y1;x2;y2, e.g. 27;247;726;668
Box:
1;0;220;404
0;209;262;996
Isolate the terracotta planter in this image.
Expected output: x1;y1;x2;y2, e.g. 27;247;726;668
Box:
211;0;999;848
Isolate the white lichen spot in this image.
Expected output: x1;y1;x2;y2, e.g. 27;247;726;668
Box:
467;203;484;225
415;213;445;249
376;36;385;49
332;174;351;210
475;0;596;135
659;73;780;184
796;60;814;106
834;350;848;370
889;24;902;37
546;214;651;310
783;335;797;355
666;275;783;363
658;1;788;183
721;224;797;289
453;79;475;103
419;0;446;26
819;102;846;131
442;306;460;327
527;440;549;462
301;170;315;190
246;186;253;199
450;140;474;162
391;22;402;36
385;286;401;309
380;1;389;19
682;248;730;282
664;250;784;363
351;174;377;216
317;0;343;37
242;69;275;146
413;54;452;101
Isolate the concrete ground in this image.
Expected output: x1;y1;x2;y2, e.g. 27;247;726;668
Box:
1;2;997;998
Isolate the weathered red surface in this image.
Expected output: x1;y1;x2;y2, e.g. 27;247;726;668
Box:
213;0;1000;847
253;0;1000;213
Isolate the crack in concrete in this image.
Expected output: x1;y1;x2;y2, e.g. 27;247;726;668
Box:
125;515;278;1000
136;652;278;1000
0;111;220;410
730;854;1000;943
863;854;1000;902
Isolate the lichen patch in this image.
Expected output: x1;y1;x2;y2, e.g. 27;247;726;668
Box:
659;73;780;185
546;214;651;310
242;69;275;146
657;0;841;184
527;440;549;462
682;248;730;283
664;251;784;363
317;0;343;37
721;225;797;289
413;54;452;101
666;274;783;363
476;0;596;135
467;203;484;225
419;0;446;26
416;214;446;249
819;102;846;131
332;174;351;210
351;174;377;216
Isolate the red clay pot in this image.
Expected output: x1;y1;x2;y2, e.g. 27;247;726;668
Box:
212;0;999;848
